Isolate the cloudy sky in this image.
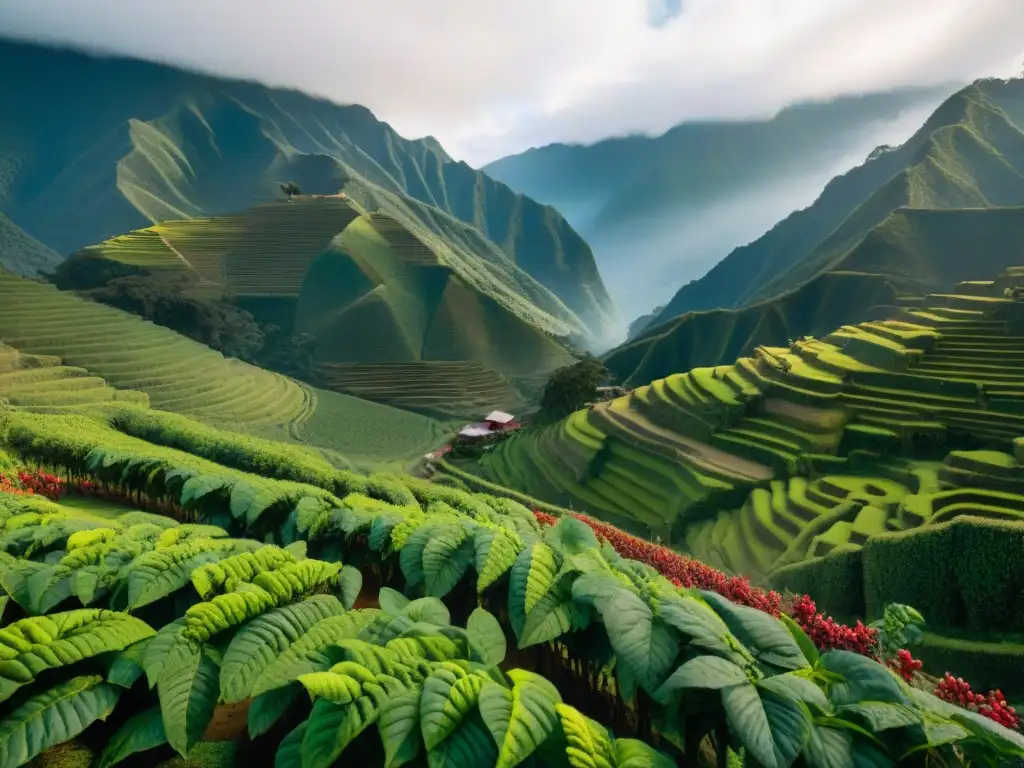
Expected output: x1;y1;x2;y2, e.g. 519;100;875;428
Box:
1;0;1022;165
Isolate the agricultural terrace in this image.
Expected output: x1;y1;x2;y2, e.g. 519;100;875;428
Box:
316;361;526;419
2;411;1023;767
75;198;361;297
0;271;309;431
454;268;1024;695
0;272;447;469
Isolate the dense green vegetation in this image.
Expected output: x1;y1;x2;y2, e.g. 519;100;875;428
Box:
0;39;613;340
459;267;1024;694
3;423;1023;767
651;78;1024;325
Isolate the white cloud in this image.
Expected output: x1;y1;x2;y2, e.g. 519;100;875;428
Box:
0;0;1021;165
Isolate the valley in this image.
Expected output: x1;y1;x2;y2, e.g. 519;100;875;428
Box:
1;31;1024;768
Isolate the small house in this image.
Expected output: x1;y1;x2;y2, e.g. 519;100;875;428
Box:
482;411;521;431
458;423;495;440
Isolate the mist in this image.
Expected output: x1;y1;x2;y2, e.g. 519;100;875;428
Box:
587;99;943;340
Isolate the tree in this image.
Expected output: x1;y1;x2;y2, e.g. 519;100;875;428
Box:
538;354;610;421
279;181;301;200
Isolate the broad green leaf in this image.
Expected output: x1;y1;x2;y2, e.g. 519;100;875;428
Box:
404;597;451;626
913;711;971;751
247;685;300;738
0;675;120;768
252;611;382;697
127;541;240;609
524;542;559;615
655;655;748;701
181;582;277;644
838;702;920;732
379;689;423;768
380;587;411;616
96;707;167;768
400;526;434;586
907;686;1024;754
423;526;474;597
657;596;739;660
0;597;8;623
519;586;576;648
427;712;498;768
300;686;386;768
420;668;486;750
803;721;853;768
721;683;777;768
700;591;808;671
229;480;281;525
611;738;678;768
757;672;830;711
556;703;614;768
474;527;522;592
467;608;506;666
220;594;345;702
780;614;819;666
338;565;362;610
572;574;679;693
818;652;907;706
105;639;150;688
480;676;560;768
0;609;155;703
762;691;811;767
276;722;306;768
142;618;186;688
158;642;220;757
190;546;297;599
544;516;599;556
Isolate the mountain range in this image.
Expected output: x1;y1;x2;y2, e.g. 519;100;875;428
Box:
0;38;615;346
484;87;954;324
605;77;1024;385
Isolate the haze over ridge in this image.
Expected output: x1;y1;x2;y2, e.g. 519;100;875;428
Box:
1;0;1022;165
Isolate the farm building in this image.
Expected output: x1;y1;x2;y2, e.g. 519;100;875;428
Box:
483;411;521;431
456;411;521;442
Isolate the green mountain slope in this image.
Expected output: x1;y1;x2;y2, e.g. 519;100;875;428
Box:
653;78;1024;325
0;268;446;467
69;196;575;418
452;268;1024;565
484;88;951;319
0;38;614;340
607;205;1024;385
0;209;61;275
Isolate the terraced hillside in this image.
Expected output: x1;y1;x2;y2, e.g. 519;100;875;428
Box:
0;210;62;276
609;206;1024;386
463;268;1024;541
0;270;446;467
651;77;1024;326
70;198;575;416
317;362;526;419
452;266;1024;690
0;39;614;339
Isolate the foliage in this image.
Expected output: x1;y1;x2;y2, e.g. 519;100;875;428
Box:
78;276;265;362
538;354;611;421
870;603;926;663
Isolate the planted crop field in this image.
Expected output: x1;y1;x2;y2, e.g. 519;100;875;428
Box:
0;272;310;432
473;266;1024;550
316;361;525;419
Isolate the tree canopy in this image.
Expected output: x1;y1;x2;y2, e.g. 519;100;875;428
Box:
538;353;610;421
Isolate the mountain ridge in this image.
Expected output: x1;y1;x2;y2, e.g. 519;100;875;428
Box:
0;38;614;341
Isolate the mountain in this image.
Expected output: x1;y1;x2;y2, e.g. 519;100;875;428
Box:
0;210;61;275
0;38;614;342
606;205;1024;385
68;196;577;417
484;88;953;322
652;78;1024;326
